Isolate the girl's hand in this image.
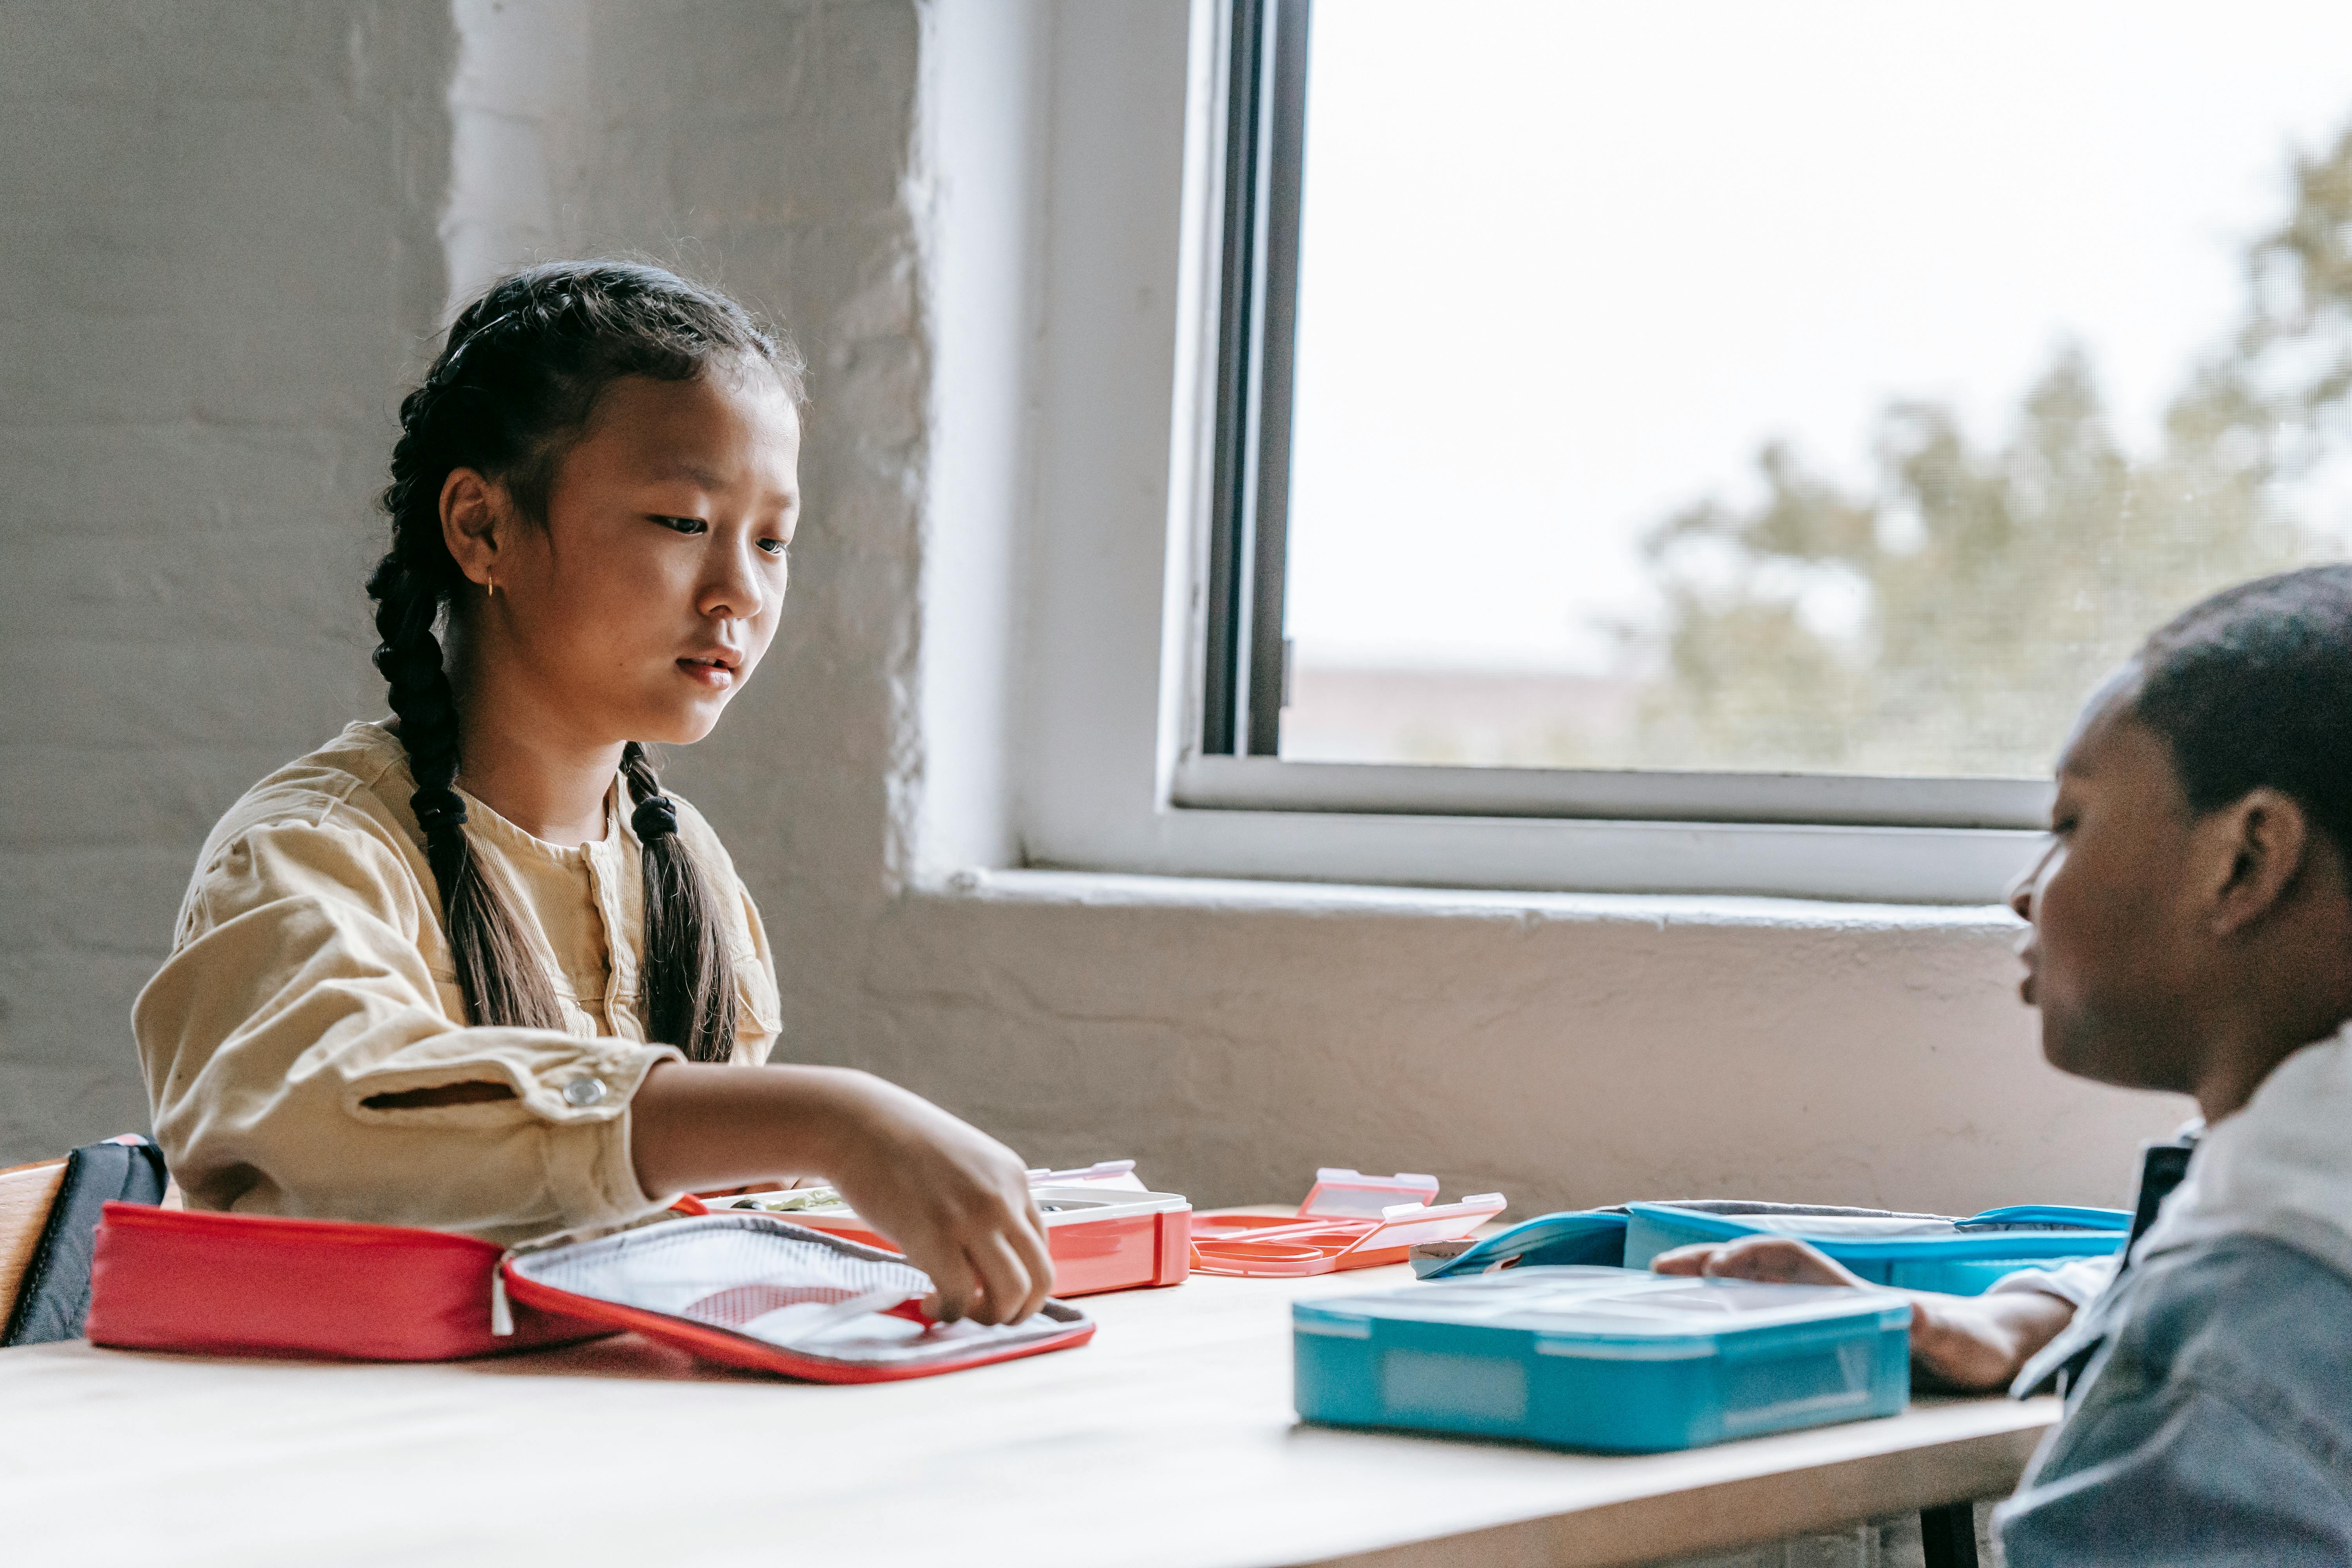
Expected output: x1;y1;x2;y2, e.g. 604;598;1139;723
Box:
1650;1233;2078;1390
813;1073;1055;1326
630;1061;1054;1326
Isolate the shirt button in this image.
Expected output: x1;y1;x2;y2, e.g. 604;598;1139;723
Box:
562;1076;609;1108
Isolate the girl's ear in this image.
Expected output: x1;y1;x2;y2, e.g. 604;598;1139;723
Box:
2207;787;2313;938
439;467;508;593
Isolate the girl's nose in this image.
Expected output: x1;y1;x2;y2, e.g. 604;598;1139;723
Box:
702;544;768;622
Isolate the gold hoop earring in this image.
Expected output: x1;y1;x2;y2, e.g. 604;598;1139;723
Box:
486;575;497;599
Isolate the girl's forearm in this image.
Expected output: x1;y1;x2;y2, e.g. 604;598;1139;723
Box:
628;1060;867;1197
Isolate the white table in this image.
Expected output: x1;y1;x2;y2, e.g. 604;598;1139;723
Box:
1;1256;2054;1567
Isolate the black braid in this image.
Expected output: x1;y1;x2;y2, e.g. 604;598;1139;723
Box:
366;530;563;1032
621;743;740;1062
366;260;800;1049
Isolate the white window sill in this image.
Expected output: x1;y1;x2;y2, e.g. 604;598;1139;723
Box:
1023;797;2044;905
928;866;2018;936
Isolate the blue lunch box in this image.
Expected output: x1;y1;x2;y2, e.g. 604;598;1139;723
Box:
1293;1266;1912;1453
1621;1203;2128;1296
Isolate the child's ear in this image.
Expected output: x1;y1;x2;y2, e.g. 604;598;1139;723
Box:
2208;787;2312;938
438;467;508;592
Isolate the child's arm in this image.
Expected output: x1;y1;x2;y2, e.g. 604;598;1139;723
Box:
630;1061;1054;1327
1650;1235;2077;1392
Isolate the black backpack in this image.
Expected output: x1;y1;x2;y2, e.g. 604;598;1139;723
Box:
4;1135;169;1347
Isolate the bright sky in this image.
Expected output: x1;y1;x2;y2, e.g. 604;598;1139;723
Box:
1284;0;2352;673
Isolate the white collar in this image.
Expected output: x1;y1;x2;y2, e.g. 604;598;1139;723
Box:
2136;1024;2352;1280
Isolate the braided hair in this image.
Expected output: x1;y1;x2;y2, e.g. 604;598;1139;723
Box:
369;261;804;1061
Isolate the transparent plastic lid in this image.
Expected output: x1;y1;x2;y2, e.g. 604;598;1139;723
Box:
1303;1265;1910;1340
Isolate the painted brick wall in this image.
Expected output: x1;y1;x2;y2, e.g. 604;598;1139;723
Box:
0;1;453;1158
0;0;935;1167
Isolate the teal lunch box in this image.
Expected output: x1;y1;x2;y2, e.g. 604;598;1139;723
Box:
1620;1203;2129;1296
1293;1266;1911;1453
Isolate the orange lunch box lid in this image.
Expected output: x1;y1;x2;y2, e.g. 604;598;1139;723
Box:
1190;1170;1508;1278
1025;1159;1150;1191
706;1157;1166;1224
1027;1187;1191;1224
1300;1169;1442;1218
709;1182;1188;1232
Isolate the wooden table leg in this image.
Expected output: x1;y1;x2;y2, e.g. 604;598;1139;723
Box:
1919;1501;1979;1568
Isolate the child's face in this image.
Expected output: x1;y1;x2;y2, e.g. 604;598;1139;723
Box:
477;364;801;749
2007;684;2210;1094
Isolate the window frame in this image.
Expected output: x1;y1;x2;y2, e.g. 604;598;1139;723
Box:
1006;0;2049;906
1201;0;1308;759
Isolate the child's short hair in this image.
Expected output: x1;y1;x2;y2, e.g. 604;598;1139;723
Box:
2132;563;2352;864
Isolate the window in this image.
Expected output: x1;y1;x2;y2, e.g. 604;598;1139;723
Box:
1012;3;2348;900
1201;0;2352;819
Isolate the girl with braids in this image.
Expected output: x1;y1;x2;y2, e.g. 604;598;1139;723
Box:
132;261;1053;1325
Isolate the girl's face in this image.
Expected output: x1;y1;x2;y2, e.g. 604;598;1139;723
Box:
2007;687;2208;1093
448;365;802;750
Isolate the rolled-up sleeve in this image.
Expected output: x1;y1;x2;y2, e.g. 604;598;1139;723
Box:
133;820;679;1243
1988;1253;2118;1308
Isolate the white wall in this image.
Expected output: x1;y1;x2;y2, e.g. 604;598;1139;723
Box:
0;0;452;1159
857;873;2189;1217
0;0;2189;1218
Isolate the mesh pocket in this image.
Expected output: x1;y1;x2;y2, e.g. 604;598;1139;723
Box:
511;1214;1078;1368
522;1220;925;1323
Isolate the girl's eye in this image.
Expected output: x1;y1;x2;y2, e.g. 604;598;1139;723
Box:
655;515;708;536
758;538;789;558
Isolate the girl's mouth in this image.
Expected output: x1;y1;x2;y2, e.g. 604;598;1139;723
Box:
679;655;737;689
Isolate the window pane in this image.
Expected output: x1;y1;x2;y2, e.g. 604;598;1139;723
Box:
1280;0;2352;776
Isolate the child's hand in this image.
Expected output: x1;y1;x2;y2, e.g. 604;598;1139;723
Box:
1651;1234;1868;1287
630;1061;1055;1326
1906;1290;2077;1391
816;1074;1055;1327
1650;1234;2079;1391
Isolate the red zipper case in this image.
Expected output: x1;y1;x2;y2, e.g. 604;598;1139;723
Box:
85;1203;1094;1381
85;1201;608;1360
1189;1169;1508;1277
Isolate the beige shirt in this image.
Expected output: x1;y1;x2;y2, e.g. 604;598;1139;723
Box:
133;722;782;1245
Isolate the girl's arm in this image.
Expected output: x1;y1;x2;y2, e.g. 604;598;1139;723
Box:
630;1062;1054;1326
1650;1234;2078;1391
